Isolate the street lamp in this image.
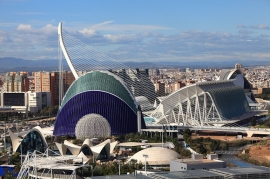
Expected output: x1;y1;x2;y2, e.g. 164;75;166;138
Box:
162;125;164;148
142;154;148;176
18;139;23;165
117;160;121;175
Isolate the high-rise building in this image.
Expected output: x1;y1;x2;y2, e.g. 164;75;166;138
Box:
4;72;29;92
33;71;75;105
171;81;186;92
33;72;50;92
14;72;29;92
4;72;15;92
51;71;75;105
154;81;165;96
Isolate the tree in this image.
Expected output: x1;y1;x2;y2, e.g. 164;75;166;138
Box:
180;149;192;157
183;128;192;136
3;171;16;179
9;152;20;166
197;144;207;154
250;117;256;126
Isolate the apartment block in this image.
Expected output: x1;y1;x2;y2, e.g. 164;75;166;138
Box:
4;72;29;92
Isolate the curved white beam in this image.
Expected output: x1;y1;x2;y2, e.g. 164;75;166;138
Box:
58;22;79;79
9;129;22;153
9;126;48;154
64;140;81;155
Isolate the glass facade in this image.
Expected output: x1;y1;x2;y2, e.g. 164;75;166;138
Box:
16;131;46;155
207;86;251;119
96;147;108;160
80;146;93;156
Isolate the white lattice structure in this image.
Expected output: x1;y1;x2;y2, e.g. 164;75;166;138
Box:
17;149;92;179
150;80;251;127
75;114;111;140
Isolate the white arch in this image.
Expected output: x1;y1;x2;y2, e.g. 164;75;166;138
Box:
150;81;231;126
64;140;81;155
55;139;116;161
9;126;48;154
58;22;79;79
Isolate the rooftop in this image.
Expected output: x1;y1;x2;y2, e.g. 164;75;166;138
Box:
172;159;224;164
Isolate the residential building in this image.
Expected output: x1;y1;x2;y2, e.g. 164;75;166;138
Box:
4;72;29;92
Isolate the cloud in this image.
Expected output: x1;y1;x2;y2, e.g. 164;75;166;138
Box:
41;24;57;34
238;30;253;35
17;24;34;31
237;23;269;30
80;21;171;32
237;24;246;28
106;30;270;62
104;34;142;43
0;31;11;43
251;24;269;29
79;28;97;37
1;23;270;62
0;24;58;60
91;21;114;29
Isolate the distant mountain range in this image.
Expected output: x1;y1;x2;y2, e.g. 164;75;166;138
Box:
0;57;269;72
0;57;69;72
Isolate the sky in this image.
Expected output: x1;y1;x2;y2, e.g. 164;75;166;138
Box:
0;0;270;63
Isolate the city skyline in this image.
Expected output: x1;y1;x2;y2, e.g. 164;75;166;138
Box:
0;0;269;62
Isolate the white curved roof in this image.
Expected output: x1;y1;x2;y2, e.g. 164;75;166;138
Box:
75;151;89;164
55;142;67;156
9;126;48;153
64;140;81;155
55;139;116;161
90;139;111;159
128;147;180;165
110;141;118;154
82;139;94;147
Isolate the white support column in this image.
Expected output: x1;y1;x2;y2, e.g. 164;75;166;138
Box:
137;106;142;134
58;22;79;79
203;93;207;124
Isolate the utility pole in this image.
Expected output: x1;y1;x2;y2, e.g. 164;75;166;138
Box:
142;154;148;176
4;118;6;150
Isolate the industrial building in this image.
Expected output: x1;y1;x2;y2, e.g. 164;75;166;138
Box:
170;154;226;172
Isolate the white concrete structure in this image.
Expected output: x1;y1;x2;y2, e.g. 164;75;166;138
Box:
9;126;48;154
150;80;251;127
17;149;92;179
127;147;180;166
55;139;117;161
170;157;226;172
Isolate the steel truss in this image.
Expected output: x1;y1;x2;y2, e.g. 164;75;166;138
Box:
17;148;92;179
150;84;227;126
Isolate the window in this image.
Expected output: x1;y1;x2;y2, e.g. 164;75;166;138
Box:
16;131;46;155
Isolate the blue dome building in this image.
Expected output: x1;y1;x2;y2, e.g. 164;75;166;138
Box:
53;71;146;137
